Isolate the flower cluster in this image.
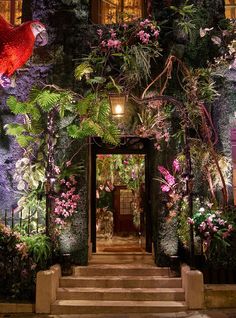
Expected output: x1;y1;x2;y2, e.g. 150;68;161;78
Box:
53;175;80;227
96;18;160;52
157;159;184;220
188;209;235;253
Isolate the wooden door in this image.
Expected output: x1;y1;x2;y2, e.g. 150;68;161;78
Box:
113;186;137;234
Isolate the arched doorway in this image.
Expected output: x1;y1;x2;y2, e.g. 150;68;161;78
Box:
90;137;152;253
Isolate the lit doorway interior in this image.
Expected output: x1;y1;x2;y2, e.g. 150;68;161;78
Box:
96;154;146;252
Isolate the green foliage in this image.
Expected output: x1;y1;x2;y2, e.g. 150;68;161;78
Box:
74;61;93;81
36;90;61;112
22;234;51;269
67;94;120;145
170;0;197;41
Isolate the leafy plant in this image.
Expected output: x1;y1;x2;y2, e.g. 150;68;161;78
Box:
22;234;51;269
75;18;161;92
188;207;235;263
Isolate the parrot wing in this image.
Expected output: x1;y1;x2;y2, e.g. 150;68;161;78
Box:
0;15;13;32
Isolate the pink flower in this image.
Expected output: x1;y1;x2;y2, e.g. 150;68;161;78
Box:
161;184;170;192
60;179;66;184
140;19;150;27
122;23;128;30
107;39;122;50
199;222;206;232
137;30;150;44
172;159;180;173
165;173;175;186
187;217;194;225
54;166;60;175
101;40;106;47
66;161;72;167
154;30;159;38
109;28;116;39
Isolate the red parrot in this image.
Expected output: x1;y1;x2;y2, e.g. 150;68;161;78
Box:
0;15;48;88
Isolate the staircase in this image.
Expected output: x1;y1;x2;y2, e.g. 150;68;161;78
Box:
51;253;187;315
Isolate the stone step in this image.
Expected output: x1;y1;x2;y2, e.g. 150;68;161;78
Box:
60;276;182;288
56;287;185;301
90;252;154;264
51;300;187;314
73;265;170;277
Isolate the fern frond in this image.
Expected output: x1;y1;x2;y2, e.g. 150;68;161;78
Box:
36;90;61;112
82;119;104;136
4;123;26;136
16;135;34;148
7;96;28;114
102;123;120;145
75;61;93;81
92;98;110;122
76;93;95;115
67;124;81;139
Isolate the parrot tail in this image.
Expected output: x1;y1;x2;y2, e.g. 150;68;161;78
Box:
0;74;11;88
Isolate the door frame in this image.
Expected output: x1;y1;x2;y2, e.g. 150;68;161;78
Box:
90;137;152;253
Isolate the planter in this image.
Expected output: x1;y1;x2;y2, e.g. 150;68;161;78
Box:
61;253;73;276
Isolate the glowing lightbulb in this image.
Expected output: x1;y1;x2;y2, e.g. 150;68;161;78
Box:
114;104;123;115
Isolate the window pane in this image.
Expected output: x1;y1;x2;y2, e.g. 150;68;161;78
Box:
15;0;22;24
0;1;11;23
123;0;142;21
101;0;118;24
225;0;236;19
101;0;143;24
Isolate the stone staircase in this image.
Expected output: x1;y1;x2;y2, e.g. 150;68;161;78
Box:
51;253;187;315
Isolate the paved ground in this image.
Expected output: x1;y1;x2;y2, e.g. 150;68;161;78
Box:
1;309;236;318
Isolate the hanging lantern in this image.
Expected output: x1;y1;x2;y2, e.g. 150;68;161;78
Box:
109;93;127;117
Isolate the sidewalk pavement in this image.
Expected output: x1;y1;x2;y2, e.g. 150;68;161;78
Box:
1;309;236;318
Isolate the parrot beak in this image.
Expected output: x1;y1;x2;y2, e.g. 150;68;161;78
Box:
35;30;48;47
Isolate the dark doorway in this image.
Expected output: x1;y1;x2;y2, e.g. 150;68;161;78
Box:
90;137;152;253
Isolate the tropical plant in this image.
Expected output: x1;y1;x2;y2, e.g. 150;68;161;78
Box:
156;159;185;220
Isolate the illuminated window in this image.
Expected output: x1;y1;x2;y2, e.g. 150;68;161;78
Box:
225;0;236;19
0;0;22;25
91;0;144;24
